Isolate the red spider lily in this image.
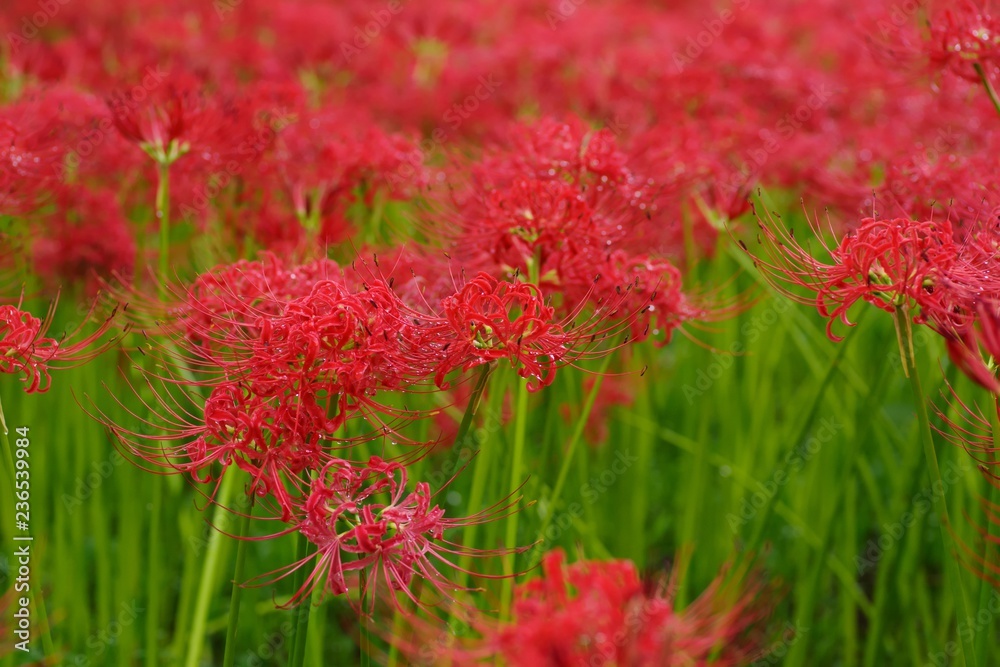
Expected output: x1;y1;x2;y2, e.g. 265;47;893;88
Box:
393;549;771;666
0;301;122;393
926;1;1000;82
111;252;342;348
419;273;572;391
264;108;426;230
108;73;229;166
432;118;652;288
412;271;638;392
746;206;1000;341
935;377;1000;475
938;298;1000;393
252;455;523;611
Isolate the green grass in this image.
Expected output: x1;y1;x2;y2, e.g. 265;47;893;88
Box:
2;209;999;666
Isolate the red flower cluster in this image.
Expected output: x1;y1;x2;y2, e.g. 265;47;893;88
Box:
427;118;706;345
273;455;519;609
747;208;1000;340
99;248;647;607
397;549;769;666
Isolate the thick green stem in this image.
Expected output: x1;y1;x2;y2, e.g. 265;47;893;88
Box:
454;365;492;453
156;162;171;298
221;501;253;667
146;162;171;667
289;518;315;667
499;377;530;621
183;469;239;667
894;306;976;667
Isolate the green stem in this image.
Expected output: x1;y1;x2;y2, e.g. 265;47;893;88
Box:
305;573;327;667
183;469;239;667
156;162;171;298
145;477;162;667
457;370;508;588
743;315;860;555
454;365;492;452
787;345;892;667
221;501;253;667
146;162;171;667
499;376;530;621
974;63;1000;119
289;524;315;667
534;356;611;550
894;306;976;667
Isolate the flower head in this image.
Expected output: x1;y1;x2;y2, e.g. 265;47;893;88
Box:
746;206;998;340
927;2;1000;81
261;456;521;611
0;301;121;393
396;549;771;666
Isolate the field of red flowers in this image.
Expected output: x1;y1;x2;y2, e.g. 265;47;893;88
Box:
4;1;1000;665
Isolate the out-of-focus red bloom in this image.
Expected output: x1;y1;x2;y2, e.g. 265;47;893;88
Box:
0;302;120;393
435;118;649;284
32;186;136;295
940;299;1000;392
747;207;997;341
0;99;66;215
108;73;229;166
397;549;770;666
259;107;425;236
269;455;520;610
926;2;1000;81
